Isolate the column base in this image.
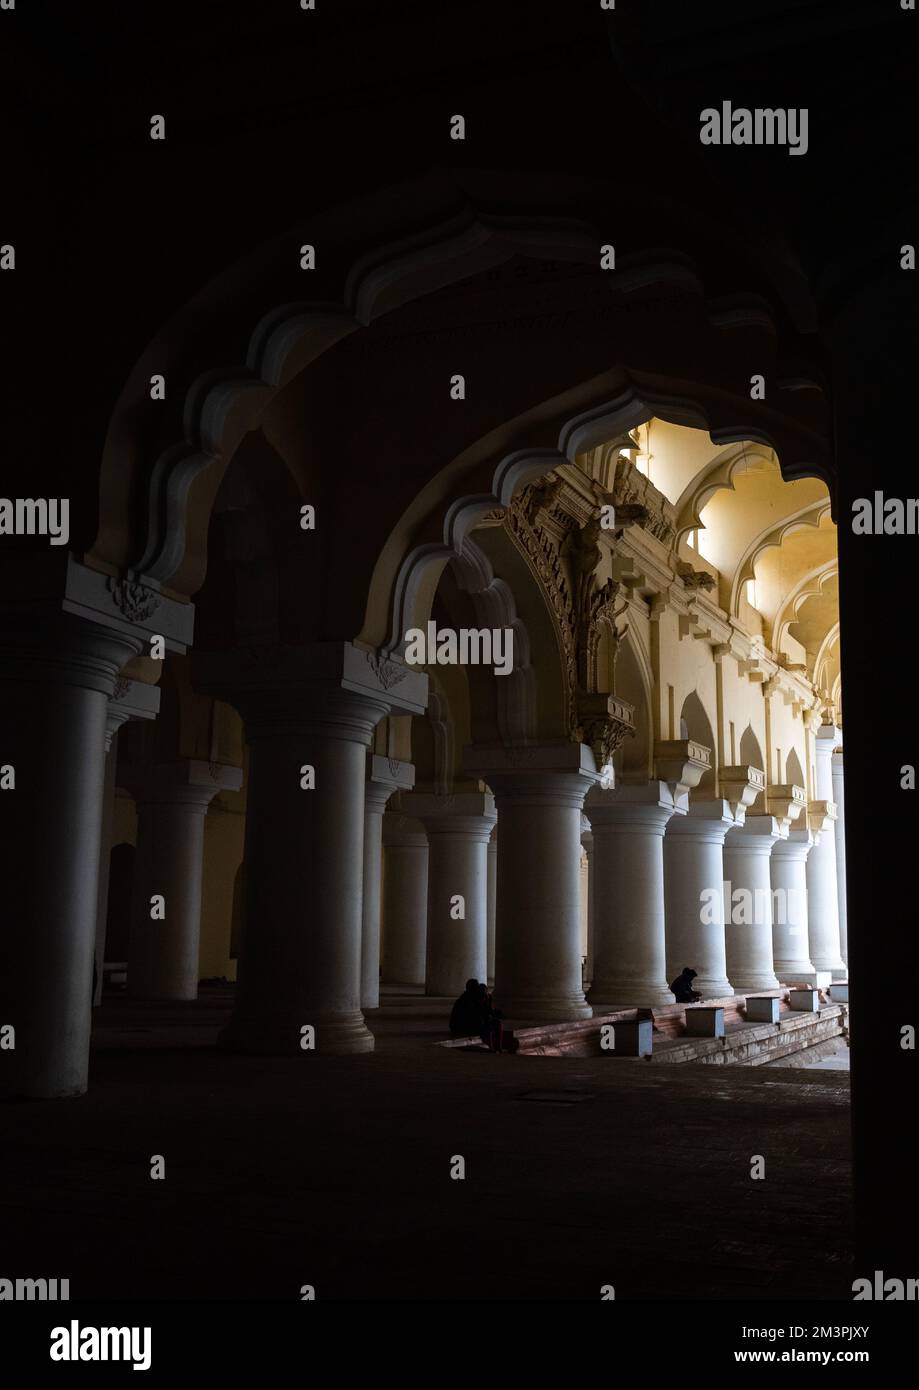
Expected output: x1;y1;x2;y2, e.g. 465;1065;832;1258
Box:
774;958;817;983
589;979;675;1009
217;1009;375;1055
728;971;780;992
811;954;846;974
691;975;735;999
497;994;592;1023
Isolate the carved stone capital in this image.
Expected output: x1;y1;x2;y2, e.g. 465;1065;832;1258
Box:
807;798;837;834
720;764;766;819
769;783;807;828
654;739;711;796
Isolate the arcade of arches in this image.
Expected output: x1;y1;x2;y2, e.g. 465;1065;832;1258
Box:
2;403;845;1095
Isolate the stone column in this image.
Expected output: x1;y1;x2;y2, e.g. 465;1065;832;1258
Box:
126;760;242;1001
771;829;817;982
723;815;784;992
580;814;594;989
586;782;682;1007
805;721;845;975
486;825;498;986
94;677;161;1005
196;643;427;1053
403;792;496;998
361;756;414;1009
380;810;428;987
0;614;144;1098
664;799;738;998
466;742;598;1021
832;746;848;971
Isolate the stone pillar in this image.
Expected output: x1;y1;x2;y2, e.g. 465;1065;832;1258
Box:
361;755;414;1009
380;810;428;987
806;723;845;974
466;742;598;1021
723;815;783;992
832;746;848;971
586;782;682;1007
0;614;144;1098
771;829;817;983
126;760;242;1001
94;677;162;1004
580;814;594;989
196;643;427;1053
664;799;738;998
486;825;498;986
403;792;496;998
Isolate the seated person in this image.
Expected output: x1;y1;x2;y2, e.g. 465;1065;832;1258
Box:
477;982;504;1053
669;966;702;1004
449;979;484;1036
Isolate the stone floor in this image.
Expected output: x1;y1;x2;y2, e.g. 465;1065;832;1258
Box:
0;987;854;1301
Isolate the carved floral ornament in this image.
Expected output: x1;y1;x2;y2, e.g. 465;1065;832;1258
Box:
502;479;635;741
108;577;162;624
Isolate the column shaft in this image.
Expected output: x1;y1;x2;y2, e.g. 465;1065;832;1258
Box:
771;830;817;982
380;814;428;987
723;816;782;992
587;785;678;1007
664;800;736;997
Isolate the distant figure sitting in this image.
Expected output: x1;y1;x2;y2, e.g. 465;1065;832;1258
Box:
449;979;484;1037
670;967;702;1004
477;982;505;1053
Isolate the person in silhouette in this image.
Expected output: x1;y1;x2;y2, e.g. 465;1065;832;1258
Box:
449;978;484;1037
670;967;702;1004
477;982;505;1053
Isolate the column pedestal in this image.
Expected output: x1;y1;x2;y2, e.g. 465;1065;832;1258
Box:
380;811;428;987
664;799;738;998
466;742;598;1021
403;792;496;998
586;782;681;1007
723;815;783;992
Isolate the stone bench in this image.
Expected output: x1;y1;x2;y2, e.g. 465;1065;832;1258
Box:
684;1006;725;1038
788;987;819;1013
744;995;780;1024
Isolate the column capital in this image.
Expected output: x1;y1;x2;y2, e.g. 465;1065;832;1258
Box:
105;674;161;749
194;641;428;743
725;814;786;850
0;552;193;655
772;827;817;861
653;739;711;799
586;779;684;830
720;764;766;818
121;758;243;810
808;798;837;834
381;809;428;849
815;722;842;750
0;611;145;698
365;753;415;814
402;790;496;839
666;797;738;841
464;740;598;808
769;783;807;829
